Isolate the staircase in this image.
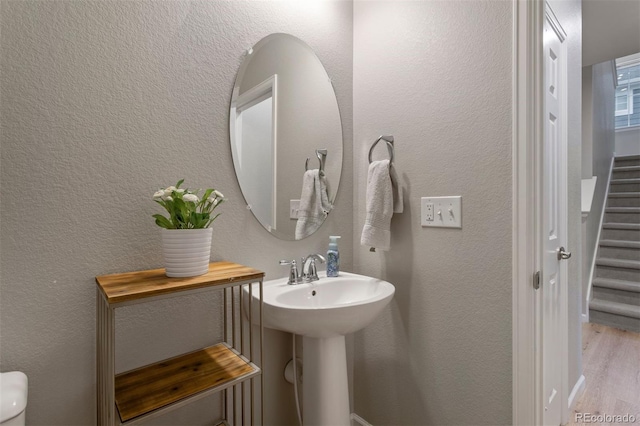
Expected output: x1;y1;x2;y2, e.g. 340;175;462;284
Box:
589;155;640;332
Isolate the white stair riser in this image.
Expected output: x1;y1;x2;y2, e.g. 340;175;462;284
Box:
598;246;640;261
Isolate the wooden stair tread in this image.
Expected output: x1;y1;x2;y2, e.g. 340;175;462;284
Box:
596;258;640;270
590;298;640;319
592;277;640;293
96;261;264;305
115;343;259;422
599;239;640;249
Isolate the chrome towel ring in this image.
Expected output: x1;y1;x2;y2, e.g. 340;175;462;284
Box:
368;135;394;164
305;148;328;176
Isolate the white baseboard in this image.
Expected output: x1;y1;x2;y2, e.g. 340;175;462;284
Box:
351;413;372;426
568;374;586;411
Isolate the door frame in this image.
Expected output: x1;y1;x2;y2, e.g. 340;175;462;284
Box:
512;1;570;424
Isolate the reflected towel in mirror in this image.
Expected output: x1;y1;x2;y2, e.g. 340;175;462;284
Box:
295;169;333;240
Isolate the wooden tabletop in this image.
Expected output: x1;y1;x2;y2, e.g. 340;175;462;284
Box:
96;261;264;305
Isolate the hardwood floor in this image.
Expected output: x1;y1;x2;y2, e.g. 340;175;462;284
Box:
568;323;640;425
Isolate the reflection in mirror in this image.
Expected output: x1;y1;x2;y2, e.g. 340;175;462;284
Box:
230;34;343;241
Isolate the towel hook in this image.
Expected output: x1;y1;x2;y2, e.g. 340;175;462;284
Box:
368;135;394;164
305;149;328;176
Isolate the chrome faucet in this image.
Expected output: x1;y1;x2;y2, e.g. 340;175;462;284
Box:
280;259;303;285
301;254;326;282
280;254;326;285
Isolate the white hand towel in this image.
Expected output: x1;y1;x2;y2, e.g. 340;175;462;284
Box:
295;169;333;240
389;162;403;214
361;159;398;251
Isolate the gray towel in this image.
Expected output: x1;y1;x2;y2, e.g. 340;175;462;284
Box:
361;160;402;251
295;169;332;240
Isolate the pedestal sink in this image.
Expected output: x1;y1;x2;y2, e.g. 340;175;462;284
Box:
243;272;395;426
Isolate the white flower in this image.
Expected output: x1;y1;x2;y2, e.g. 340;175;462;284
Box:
153;190;164;200
183;194;199;203
163;186;176;197
213;190;224;199
164;196;173;202
175;188;185;193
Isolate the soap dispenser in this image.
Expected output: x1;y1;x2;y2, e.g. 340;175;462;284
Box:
327;236;341;277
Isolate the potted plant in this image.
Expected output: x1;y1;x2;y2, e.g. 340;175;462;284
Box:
153;179;226;277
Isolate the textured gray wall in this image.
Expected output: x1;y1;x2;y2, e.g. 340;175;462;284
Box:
352;1;513;424
0;1;353;424
582;66;594;178
616;127;640;156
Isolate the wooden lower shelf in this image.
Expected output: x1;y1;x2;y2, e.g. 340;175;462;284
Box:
114;343;259;423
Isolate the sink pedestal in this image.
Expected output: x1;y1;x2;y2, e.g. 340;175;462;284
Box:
242;272;395;425
303;335;350;426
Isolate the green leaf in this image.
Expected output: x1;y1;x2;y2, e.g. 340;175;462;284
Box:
190;211;200;228
152;214;174;229
170;197;187;228
197;212;211;228
201;189;213;207
176;179;184;189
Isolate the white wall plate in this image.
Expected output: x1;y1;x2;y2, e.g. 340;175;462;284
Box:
421;196;462;228
290;199;300;219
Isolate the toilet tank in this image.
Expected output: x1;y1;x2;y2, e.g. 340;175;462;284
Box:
0;372;28;426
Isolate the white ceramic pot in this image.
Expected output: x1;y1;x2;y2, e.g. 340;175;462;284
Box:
161;228;213;277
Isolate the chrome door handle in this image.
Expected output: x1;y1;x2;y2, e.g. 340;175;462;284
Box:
557;247;571;260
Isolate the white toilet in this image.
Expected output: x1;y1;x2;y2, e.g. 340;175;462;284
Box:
0;372;28;426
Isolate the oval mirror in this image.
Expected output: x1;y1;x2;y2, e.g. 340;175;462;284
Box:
229;33;343;240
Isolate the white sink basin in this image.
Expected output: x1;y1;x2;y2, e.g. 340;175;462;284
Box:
244;271;394;338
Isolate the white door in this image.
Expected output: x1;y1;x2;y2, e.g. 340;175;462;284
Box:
542;6;569;426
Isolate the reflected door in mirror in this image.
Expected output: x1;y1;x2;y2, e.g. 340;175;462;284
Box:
231;76;277;231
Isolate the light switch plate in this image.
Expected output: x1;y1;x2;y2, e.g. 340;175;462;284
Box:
421;196;462;228
290;199;300;219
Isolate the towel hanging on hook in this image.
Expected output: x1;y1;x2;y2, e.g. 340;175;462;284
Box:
368;135;394;164
305;148;328;176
